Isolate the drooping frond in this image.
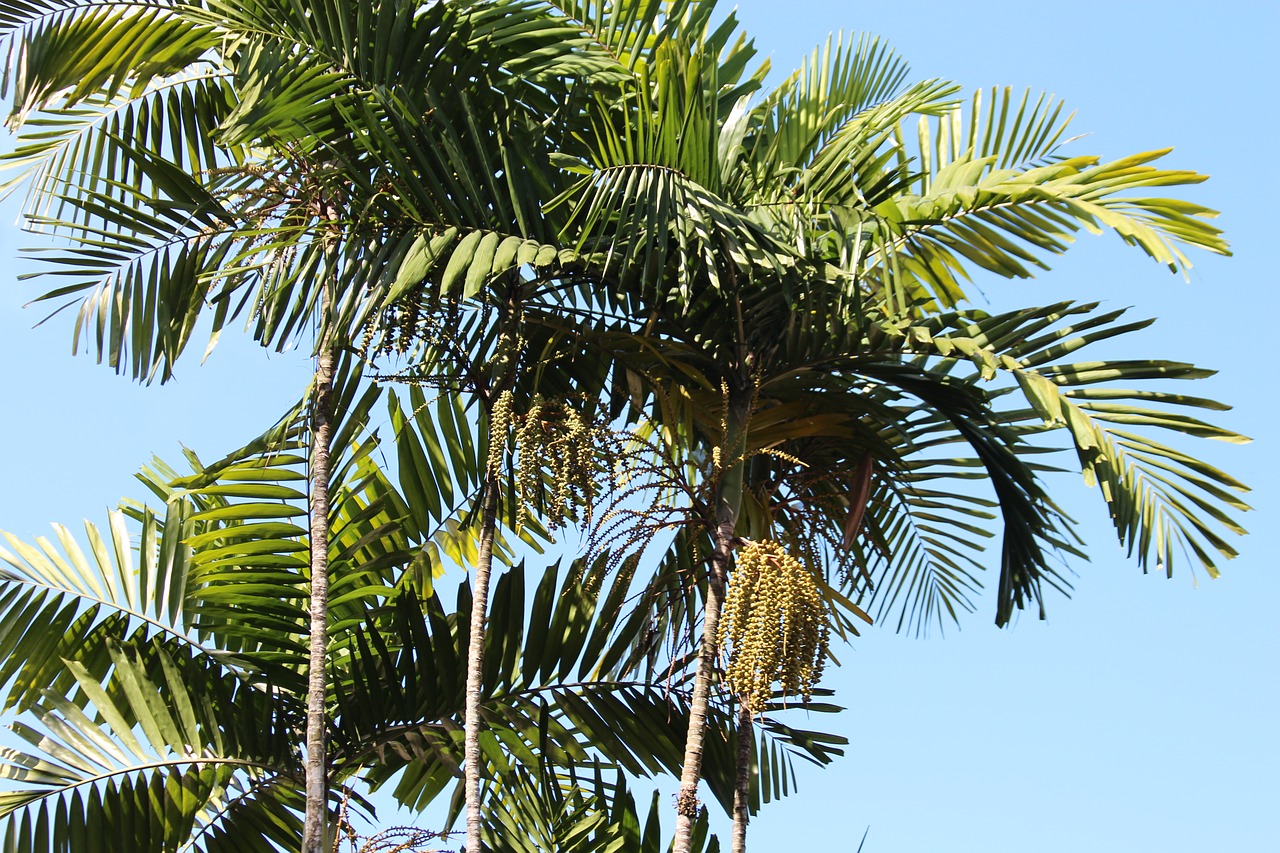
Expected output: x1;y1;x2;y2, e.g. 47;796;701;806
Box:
866;88;1230;308
0;638;302;853
862;301;1249;624
339;555;844;818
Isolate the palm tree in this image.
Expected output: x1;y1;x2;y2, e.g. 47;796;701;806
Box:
534;12;1245;851
0;13;820;848
0;1;634;847
3;3;760;846
1;3;1249;851
2;368;830;849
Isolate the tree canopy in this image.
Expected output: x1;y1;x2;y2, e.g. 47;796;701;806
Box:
0;2;1248;851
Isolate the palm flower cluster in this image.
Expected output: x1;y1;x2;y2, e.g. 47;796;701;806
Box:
488;391;608;529
717;539;831;715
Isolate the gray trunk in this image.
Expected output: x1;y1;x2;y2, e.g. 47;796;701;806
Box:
732;699;752;853
465;470;501;852
302;342;336;853
673;388;751;853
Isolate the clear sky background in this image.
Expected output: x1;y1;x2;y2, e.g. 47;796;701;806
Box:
0;2;1276;851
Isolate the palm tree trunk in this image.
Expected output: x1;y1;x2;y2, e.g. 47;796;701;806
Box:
465;469;501;852
302;340;336;853
674;389;750;853
732;699;752;853
465;278;527;852
672;512;732;850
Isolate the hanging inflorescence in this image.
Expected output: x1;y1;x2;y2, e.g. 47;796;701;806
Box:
717;539;830;715
489;390;607;530
360;286;433;359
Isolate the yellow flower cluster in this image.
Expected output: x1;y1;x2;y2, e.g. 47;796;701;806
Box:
489;391;603;529
717;540;830;715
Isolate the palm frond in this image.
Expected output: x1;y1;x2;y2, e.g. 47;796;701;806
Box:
1;2;215;119
868;88;1229;308
482;759;723;853
0;504;203;712
995;303;1250;579
751;31;916;172
871;301;1248;623
0;638;300;853
338;555;844;819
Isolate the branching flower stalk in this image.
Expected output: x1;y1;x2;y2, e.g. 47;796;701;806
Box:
488;391;609;532
719;540;831;853
717;540;830;715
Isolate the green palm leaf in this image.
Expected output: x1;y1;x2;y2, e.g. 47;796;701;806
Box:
0;639;301;853
1;2;216;116
337;556;844;819
0;505;202;712
865;88;1230;308
859;300;1249;624
752;31;916;171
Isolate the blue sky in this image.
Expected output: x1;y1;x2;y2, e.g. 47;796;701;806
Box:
0;2;1275;851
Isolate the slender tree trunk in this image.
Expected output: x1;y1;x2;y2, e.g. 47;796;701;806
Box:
672;512;733;849
674;389;750;853
302;339;336;853
732;699;752;853
464;469;501;853
465;279;523;852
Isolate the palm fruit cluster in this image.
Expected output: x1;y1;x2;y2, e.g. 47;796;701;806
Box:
717;539;830;715
489;391;603;528
360;287;429;358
